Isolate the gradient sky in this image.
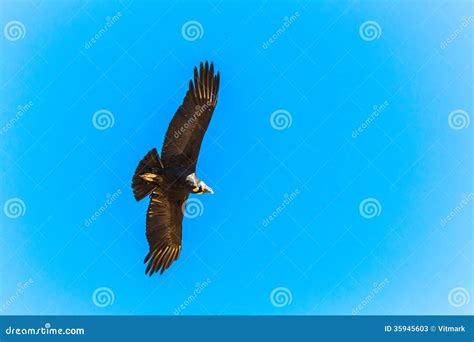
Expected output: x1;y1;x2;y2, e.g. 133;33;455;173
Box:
0;0;472;316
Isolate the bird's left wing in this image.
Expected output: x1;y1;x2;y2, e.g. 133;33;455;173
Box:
161;61;220;171
144;189;189;275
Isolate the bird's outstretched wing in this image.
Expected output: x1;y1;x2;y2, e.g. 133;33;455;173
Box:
144;189;188;275
161;61;220;171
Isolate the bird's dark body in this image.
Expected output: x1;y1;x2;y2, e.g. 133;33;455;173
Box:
131;61;220;276
150;166;200;195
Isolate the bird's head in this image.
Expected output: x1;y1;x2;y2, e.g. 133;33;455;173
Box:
192;181;214;195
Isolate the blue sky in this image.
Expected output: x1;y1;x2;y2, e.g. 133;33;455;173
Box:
0;0;472;316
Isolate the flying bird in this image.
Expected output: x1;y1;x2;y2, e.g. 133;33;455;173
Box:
132;61;220;276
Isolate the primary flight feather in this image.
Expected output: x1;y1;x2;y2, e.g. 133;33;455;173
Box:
132;61;220;276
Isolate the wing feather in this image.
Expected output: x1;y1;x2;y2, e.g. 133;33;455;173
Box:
161;61;220;171
144;189;188;276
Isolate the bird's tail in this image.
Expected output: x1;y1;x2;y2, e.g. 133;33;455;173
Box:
132;148;163;201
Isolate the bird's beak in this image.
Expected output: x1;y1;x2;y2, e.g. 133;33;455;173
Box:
208;187;214;195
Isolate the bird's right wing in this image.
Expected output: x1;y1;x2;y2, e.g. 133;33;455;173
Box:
161;61;220;171
144;189;188;275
